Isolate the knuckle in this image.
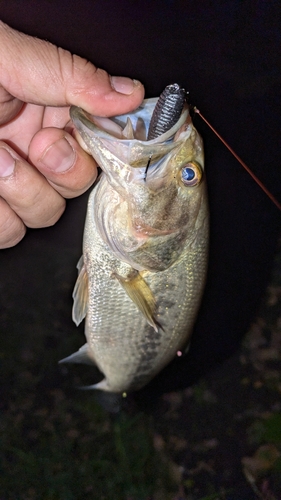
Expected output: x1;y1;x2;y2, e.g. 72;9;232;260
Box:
26;197;66;228
42;201;66;228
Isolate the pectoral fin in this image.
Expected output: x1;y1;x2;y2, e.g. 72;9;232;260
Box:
114;271;160;332
72;257;88;326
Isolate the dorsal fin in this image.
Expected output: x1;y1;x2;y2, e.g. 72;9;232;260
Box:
113;271;160;332
72;257;88;326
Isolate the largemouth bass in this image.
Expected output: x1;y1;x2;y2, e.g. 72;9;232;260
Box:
61;84;209;400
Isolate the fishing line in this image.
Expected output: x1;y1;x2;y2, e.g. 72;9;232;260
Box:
193;106;281;212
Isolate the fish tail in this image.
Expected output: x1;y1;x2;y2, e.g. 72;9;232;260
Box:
79;379;124;413
94;390;123;414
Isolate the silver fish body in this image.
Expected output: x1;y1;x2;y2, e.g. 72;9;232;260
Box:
65;91;209;394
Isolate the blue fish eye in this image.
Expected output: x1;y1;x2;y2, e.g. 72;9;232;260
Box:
182;167;195;181
181;161;202;186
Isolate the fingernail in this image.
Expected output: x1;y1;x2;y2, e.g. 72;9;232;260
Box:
111;76;140;95
0;148;16;177
40;138;76;173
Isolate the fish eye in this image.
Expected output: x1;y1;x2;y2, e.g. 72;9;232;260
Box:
181;161;202;186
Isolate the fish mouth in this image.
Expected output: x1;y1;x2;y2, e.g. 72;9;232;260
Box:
70;92;189;168
71;89;189;141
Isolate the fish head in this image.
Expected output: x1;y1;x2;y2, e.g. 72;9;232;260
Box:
70;95;207;272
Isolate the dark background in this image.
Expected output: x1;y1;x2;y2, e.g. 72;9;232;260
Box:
1;0;280;398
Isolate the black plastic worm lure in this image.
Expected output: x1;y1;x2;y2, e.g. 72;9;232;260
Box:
147;83;186;140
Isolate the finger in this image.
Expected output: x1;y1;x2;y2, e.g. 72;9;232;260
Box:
28;128;98;198
0;196;26;248
0;86;23;125
42;106;70;129
0;143;65;228
0;21;144;117
0;103;44;157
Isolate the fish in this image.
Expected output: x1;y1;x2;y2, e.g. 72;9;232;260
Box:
60;84;209;403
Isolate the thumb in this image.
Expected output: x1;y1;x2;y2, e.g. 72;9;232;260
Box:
0;21;144;118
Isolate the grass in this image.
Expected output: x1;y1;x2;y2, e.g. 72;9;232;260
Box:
0;389;170;499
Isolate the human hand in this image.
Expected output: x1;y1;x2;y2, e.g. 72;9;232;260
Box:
0;21;144;248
